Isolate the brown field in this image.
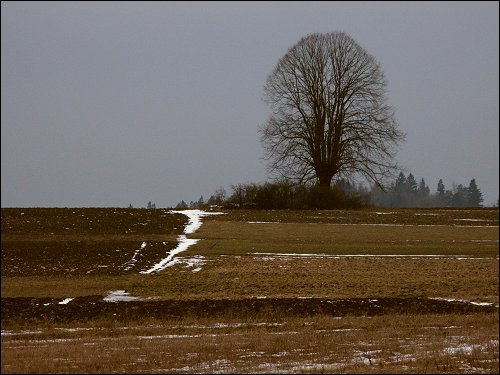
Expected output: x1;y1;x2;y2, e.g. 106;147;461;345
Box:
1;207;498;373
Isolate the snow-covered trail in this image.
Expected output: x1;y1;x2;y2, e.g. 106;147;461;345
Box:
140;209;224;274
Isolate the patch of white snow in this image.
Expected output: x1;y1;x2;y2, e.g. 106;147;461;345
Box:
140;210;224;274
103;290;142;302
140;236;199;274
124;242;147;271
248;221;280;224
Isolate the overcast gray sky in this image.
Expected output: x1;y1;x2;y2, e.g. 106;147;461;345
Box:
2;1;498;207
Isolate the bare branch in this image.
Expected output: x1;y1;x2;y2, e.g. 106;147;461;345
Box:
261;31;405;188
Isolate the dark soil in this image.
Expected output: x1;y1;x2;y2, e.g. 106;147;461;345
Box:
2;208;498;327
1;296;497;326
213;207;499;226
1;208;187;276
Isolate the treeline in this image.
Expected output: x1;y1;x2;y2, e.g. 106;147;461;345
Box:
176;182;366;210
226;181;368;209
127;201;157;209
370;172;484;208
175;172;490;210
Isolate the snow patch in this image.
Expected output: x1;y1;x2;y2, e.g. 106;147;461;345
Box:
168;255;207;272
124;242;147;271
454;218;497;222
248;221;280;224
140;210;224;274
429;297;494;306
103;290;142;302
172;209;225;234
1;330;44;336
251;252;493;260
140;236;199;274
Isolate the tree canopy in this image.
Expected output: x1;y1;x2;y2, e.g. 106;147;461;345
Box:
260;31;405;189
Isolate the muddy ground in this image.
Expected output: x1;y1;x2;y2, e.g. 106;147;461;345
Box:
1;208;187;276
1;207;498;327
2;295;497;326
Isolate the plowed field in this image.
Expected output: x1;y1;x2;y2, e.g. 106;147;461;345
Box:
1;207;498;373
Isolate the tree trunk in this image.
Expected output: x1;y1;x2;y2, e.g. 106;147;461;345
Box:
318;173;333;189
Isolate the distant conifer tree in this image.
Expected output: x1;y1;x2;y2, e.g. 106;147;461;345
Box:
406;173;418;195
451;184;469;207
437;179;445;197
417;178;430;198
468;178;483;207
175;200;188;209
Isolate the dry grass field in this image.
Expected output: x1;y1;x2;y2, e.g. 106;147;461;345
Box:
1;207;498;373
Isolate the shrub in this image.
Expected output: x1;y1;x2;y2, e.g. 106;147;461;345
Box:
225;181;368;210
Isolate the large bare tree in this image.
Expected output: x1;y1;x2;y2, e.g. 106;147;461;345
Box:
260;32;405;189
